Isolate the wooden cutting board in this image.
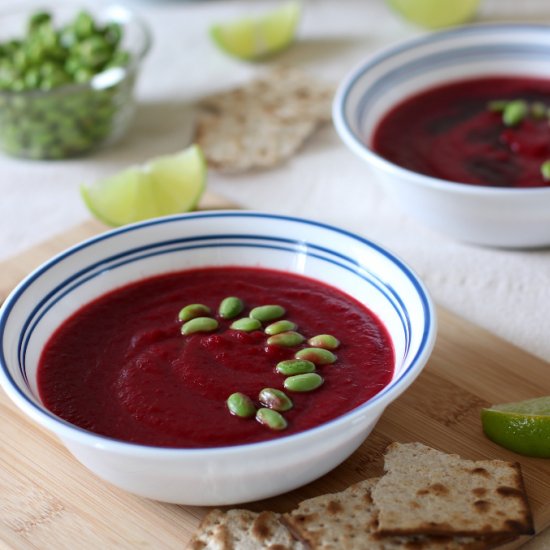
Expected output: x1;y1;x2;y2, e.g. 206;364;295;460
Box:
1;192;549;549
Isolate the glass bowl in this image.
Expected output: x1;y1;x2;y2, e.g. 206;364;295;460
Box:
0;3;151;160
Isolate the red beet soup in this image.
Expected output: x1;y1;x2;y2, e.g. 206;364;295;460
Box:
372;76;550;188
38;267;394;448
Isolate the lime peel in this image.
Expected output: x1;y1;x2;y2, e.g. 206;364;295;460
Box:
210;1;300;61
481;396;550;458
81;144;207;227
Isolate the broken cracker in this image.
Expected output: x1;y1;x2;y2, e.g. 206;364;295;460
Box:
195;67;335;173
188;508;305;550
371;442;534;538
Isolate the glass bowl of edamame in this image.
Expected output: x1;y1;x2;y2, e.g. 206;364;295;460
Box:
0;3;151;159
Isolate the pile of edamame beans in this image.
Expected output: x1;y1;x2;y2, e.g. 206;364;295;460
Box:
0;9;134;159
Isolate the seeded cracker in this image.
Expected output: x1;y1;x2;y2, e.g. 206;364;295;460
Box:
284;478;513;550
371;442;534;538
195;66;335;173
187;508;306;550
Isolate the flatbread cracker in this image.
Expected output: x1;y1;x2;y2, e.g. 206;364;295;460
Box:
284;478;513;550
195;67;335;173
371;442;534;538
188;508;305;550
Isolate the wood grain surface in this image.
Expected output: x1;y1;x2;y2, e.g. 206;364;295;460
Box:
1;192;549;549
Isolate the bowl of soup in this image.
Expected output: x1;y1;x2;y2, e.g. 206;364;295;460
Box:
0;211;436;504
333;24;550;248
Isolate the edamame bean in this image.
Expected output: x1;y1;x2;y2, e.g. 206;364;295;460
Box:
541;160;550;181
307;334;340;350
249;305;285;322
276;359;315;376
218;296;244;319
181;317;218;335
265;320;297;335
267;331;305;347
256;408;287;430
178;303;211;322
258;388;293;412
503;100;528;127
227;392;255;418
230;317;261;332
295;347;337;365
284;373;324;392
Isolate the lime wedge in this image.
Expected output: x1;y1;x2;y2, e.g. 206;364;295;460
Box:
481;396;550;458
386;0;479;29
210;1;300;61
81;145;206;227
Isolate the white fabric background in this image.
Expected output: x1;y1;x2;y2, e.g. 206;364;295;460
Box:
1;1;549;546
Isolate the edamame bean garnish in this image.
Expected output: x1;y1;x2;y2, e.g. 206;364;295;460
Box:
249;304;285;322
178;303;211;322
284;373;324;392
295;347;337;365
258;388;293;412
227;392;256;418
256;408;287;431
266;331;305;347
218;296;244;319
181;316;218;335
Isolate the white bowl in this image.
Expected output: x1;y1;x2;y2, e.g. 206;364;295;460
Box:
333;24;550;248
0;212;436;505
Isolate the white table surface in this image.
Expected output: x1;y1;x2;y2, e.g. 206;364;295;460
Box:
1;0;550;547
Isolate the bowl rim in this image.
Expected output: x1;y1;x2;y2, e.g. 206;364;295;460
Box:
0;1;152;98
0;211;437;456
333;22;550;196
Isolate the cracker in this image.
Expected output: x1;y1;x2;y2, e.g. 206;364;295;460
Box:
371;442;534;538
195;67;335;173
284;478;513;550
188;508;305;550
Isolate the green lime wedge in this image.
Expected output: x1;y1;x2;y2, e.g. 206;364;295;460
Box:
386;0;479;29
210;1;300;61
81;145;207;227
481;396;550;458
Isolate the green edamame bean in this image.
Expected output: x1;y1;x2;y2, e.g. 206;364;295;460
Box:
227;392;256;418
265;320;297;335
267;331;305;347
218;296;244;319
256;408;287;431
284;373;324;392
181;317;218;335
502;99;528;127
276;359;316;376
178;303;211;322
295;347;337;365
249;305;285;322
258;388;293;412
230;317;261;332
307;334;340;350
541;160;550;181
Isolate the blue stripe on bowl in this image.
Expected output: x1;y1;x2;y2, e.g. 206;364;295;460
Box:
0;212;434;449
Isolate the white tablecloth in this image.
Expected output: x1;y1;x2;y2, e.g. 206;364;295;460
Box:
1;0;549;547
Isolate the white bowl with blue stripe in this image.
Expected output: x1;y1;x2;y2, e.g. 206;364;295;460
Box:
0;211;436;505
333;24;550;248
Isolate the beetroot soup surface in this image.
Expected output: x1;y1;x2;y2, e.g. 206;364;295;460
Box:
38;267;394;448
372;76;550;188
